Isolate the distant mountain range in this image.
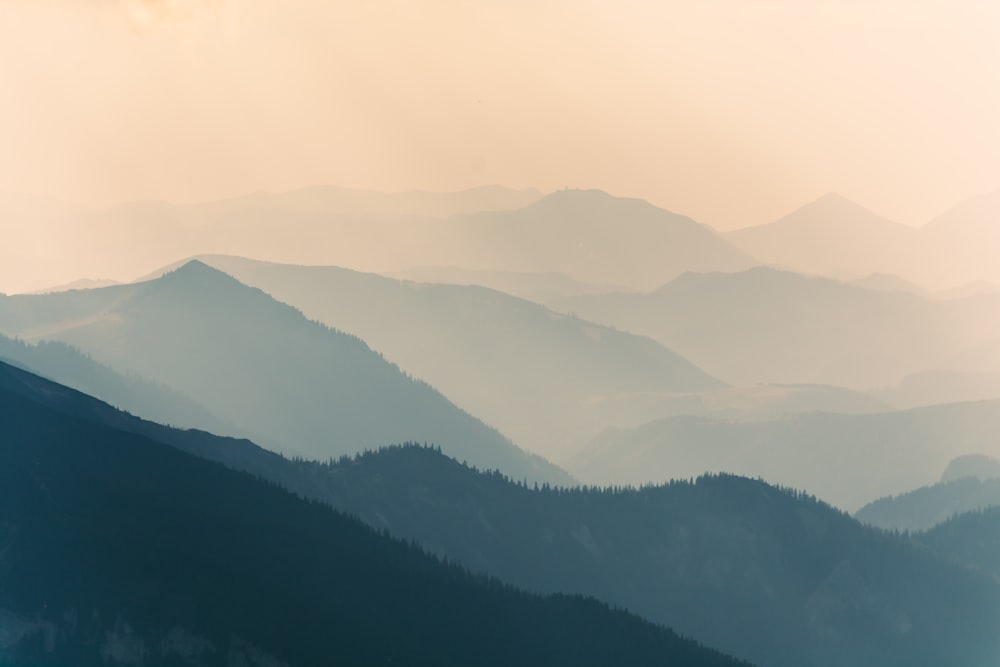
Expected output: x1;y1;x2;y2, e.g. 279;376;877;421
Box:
0;261;568;484
919;503;1000;583
552;266;1000;389
1;187;753;295
0;333;238;437
8;185;1000;296
160;255;723;458
726;190;1000;290
432;189;755;290
5;360;1000;667
569;400;1000;512
387;265;631;301
0;359;746;667
856;454;1000;531
726;193;921;282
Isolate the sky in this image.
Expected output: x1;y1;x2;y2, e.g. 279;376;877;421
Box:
2;0;1000;230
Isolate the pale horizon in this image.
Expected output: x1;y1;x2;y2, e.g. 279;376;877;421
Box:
4;1;1000;231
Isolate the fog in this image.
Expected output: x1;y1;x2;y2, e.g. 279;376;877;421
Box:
6;3;1000;667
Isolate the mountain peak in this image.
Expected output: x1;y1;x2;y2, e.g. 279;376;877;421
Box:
798;192;881;218
157;259;240;286
530;188;623;209
526;188;693;222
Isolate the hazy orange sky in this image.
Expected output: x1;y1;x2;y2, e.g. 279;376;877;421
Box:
3;0;999;230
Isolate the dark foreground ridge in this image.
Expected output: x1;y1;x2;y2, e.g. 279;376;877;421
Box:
0;360;748;667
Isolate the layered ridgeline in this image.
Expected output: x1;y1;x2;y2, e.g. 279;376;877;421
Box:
424;189;755;291
148;255;723;458
725;190;1000;292
857;454;1000;531
0;333;239;438
147;189;755;292
0;363;747;667
570;401;1000;512
2;188;751;296
0;186;543;295
387;266;632;302
551;267;1000;390
918;504;1000;583
0;261;567;484
725;193;923;284
5;362;1000;667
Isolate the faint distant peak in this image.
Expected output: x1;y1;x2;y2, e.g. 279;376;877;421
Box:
158;258;235;285
923;187;1000;231
31;278;119;295
651;264;862;296
792;191;886;219
851;272;927;296
526;188;689;219
732;191;908;236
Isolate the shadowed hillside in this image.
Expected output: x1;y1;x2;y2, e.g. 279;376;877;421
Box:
5;361;1000;667
552;267;1000;388
569;400;1000;511
856;454;1000;531
0;362;746;667
0;261;568;484
0;333;237;437
726;193;921;282
173;255;723;457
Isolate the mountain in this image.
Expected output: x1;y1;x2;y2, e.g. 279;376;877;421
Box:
918;505;1000;581
0;261;568;484
726;190;1000;290
6;360;1000;667
183;183;546;220
855;476;1000;532
319;449;1000;667
850;272;927;296
440;189;756;291
31;277;119;293
0;362;745;667
0;333;237;436
726;193;920;282
552;267;1000;388
855;455;1000;532
876;369;1000;409
387;265;631;302
565;381;887;427
920;188;1000;288
1;187;751;296
942;453;1000;482
568;400;1000;512
169;255;723;458
0;186;543;296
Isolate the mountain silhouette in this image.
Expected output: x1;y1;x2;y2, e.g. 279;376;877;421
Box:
850;272;927;296
388;265;632;301
918;504;1000;583
553;266;1000;389
727;190;1000;290
570;399;1000;512
2;186;750;297
856;477;1000;532
726;193;921;282
6;359;1000;667
0;333;237;436
876;368;1000;409
439;189;756;290
0;261;569;484
170;254;723;457
920;188;1000;288
0;360;746;667
856;454;1000;531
